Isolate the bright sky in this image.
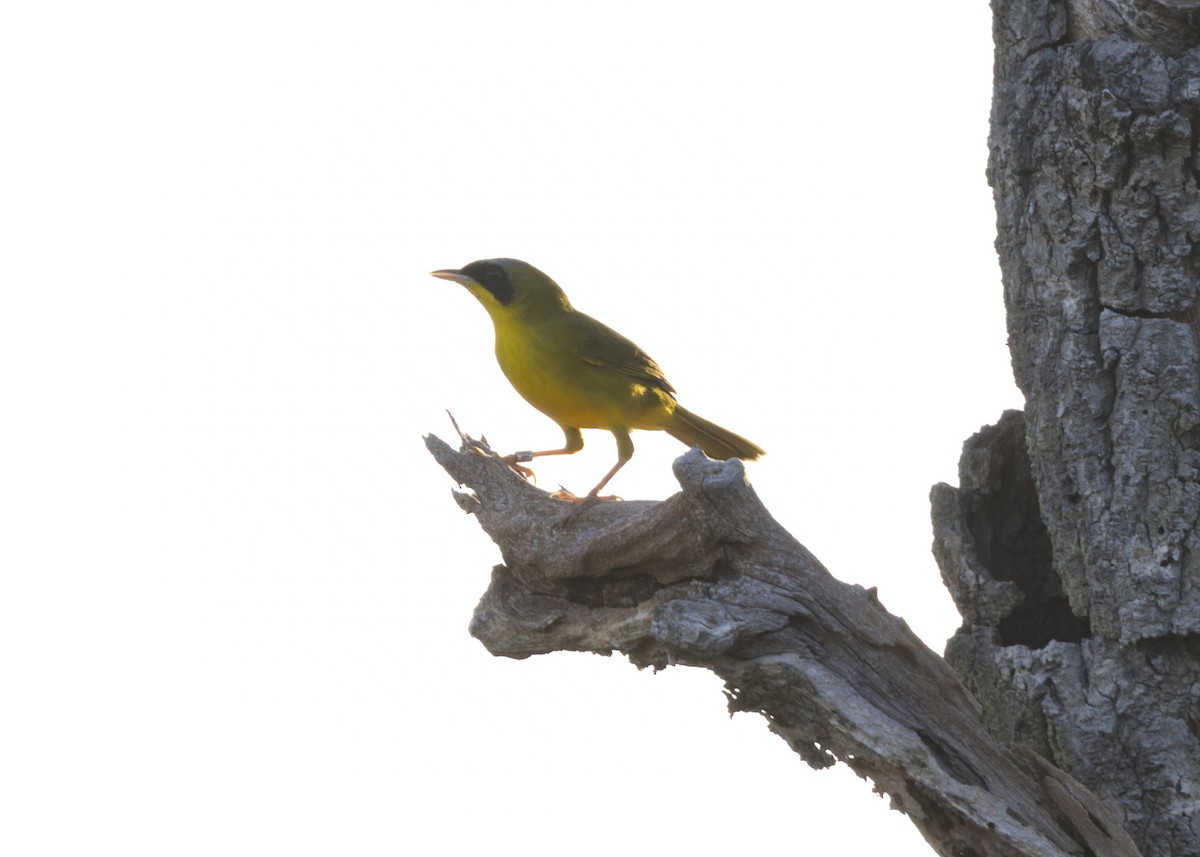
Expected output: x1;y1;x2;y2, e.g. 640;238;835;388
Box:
3;3;1019;855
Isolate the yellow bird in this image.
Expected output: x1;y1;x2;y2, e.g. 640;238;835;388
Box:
431;258;764;500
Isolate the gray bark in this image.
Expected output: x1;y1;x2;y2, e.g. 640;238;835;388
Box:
428;436;1138;857
1067;0;1200;56
932;1;1200;855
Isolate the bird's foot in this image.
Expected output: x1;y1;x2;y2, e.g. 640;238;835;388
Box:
446;413;538;482
500;451;537;482
552;488;621;524
549;486;622;504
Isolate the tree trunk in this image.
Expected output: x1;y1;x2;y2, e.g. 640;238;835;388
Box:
936;1;1200;855
427;2;1200;855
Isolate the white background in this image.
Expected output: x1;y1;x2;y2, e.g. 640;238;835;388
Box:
2;2;1020;854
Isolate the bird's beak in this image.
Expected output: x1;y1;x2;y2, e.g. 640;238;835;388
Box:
429;269;476;286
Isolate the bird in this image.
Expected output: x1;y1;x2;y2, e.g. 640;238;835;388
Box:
430;258;764;501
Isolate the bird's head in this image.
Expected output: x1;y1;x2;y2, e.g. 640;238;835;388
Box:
430;258;572;321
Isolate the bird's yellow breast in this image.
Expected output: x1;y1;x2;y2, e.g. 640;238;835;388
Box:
491;310;673;432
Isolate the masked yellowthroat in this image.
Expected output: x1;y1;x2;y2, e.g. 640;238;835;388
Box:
431;258;764;499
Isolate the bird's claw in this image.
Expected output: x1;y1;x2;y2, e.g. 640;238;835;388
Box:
552;488;622;525
501;453;537;482
549;486;622;504
447;413;538;482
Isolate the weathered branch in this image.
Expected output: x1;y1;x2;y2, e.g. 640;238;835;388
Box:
427;434;1140;857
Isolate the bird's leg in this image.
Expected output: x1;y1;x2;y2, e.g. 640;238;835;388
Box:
596;428;634;496
503;427;583;482
559;428;633;507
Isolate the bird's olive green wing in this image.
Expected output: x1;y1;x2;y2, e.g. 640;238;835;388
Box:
565;311;676;395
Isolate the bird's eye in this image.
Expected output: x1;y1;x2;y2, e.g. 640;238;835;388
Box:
466;262;515;305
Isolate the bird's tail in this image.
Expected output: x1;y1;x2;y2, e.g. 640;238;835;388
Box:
666;406;765;461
